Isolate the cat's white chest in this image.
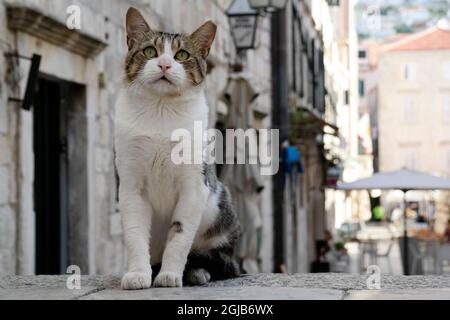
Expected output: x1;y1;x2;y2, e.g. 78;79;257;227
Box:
115;89;212;265
141;137;180;213
115;89;208;137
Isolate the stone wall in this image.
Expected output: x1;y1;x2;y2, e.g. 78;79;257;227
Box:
0;0;273;275
0;0;20;275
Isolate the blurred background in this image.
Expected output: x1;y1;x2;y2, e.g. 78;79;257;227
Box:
0;0;449;277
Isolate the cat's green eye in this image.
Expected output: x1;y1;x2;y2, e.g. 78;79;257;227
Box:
175;50;190;61
143;46;157;59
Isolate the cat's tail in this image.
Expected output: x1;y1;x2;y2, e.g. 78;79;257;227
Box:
150;247;240;285
185;247;240;282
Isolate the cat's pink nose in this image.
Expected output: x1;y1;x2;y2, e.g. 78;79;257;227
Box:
158;62;172;72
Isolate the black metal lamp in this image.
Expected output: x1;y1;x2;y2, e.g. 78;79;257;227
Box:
226;0;259;51
248;0;288;13
4;52;41;111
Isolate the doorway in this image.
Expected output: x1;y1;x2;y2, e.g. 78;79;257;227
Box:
33;76;87;274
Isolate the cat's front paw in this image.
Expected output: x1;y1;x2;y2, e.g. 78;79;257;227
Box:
121;271;152;290
153;271;183;287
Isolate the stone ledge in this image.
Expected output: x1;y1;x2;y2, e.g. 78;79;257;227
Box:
6;5;107;58
1;274;450;300
205;273;450;290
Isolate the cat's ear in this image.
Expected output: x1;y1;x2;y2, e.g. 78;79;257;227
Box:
126;7;152;49
190;21;217;58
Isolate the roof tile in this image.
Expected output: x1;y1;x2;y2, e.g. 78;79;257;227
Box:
385;27;450;52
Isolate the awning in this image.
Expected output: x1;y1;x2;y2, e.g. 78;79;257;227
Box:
292;106;339;137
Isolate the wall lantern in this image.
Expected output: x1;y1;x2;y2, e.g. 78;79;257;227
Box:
248;0;288;13
326;0;340;6
227;0;288;51
5;52;41;111
226;0;259;51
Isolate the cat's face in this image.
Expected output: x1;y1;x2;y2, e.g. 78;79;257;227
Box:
125;8;217;96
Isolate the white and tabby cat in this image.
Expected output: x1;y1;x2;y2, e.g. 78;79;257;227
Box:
115;7;240;290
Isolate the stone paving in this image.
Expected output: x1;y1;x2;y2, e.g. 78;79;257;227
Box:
1;274;450;300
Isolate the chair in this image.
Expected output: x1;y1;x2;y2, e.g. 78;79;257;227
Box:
376;238;394;273
419;240;439;274
359;239;377;272
327;249;350;273
436;244;450;274
398;236;424;275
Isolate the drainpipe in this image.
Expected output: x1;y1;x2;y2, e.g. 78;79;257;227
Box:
271;7;290;273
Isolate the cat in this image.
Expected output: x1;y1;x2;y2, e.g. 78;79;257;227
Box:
114;7;240;290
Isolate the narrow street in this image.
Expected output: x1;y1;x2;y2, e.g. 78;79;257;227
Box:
347;241;404;275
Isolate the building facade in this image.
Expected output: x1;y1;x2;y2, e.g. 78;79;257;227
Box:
323;0;373;236
378;24;450;230
275;0;364;273
0;0;368;277
0;0;274;275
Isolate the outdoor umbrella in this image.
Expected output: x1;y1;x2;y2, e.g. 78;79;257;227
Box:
337;168;450;275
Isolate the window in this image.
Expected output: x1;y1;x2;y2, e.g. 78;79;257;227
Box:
444;61;450;81
327;0;340;6
443;96;450;125
316;49;325;113
402;63;416;81
404;150;417;170
291;10;304;97
359;80;365;97
402;96;417;124
344;90;350;105
358;49;367;59
447;151;450;174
